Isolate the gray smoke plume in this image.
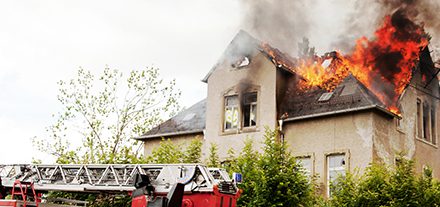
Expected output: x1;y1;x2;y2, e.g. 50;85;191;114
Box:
239;0;440;61
239;0;315;55
332;0;440;59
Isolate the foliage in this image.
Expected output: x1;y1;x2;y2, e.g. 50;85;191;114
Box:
33;67;180;164
182;137;203;163
225;129;316;207
206;142;220;167
229;138;260;207
145;138;183;163
252;128;315;207
46;192;130;207
329;156;440;207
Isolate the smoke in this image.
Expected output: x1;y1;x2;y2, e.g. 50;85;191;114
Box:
239;0;315;55
239;0;440;60
333;0;440;59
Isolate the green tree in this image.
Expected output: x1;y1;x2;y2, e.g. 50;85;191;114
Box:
182;137;203;163
231;138;260;207
34;67;180;164
330;156;440;207
252;128;314;207
145;138;183;163
206;142;220;167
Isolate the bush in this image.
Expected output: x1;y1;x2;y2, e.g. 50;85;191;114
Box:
330;156;440;206
228;128;317;207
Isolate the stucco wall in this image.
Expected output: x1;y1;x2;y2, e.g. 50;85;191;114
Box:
143;133;204;157
372;68;440;178
283;111;374;193
204;52;278;159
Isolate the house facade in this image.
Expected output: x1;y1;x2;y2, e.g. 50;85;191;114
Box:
135;31;440;196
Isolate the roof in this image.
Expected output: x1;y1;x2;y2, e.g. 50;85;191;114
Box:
279;75;398;122
135;99;206;140
139;31;406;139
202;30;296;83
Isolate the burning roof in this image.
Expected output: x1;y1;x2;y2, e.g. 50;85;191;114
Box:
263;8;431;116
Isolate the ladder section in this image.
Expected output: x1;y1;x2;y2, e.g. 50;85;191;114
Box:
0;164;215;193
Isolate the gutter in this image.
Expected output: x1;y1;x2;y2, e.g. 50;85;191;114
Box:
133;129;204;140
284;105;399;122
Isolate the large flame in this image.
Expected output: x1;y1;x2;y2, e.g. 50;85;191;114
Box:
262;10;429;114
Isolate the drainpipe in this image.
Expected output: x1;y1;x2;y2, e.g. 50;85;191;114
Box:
278;119;284;144
278;112;288;144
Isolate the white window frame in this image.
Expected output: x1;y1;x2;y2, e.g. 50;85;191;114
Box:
296;155;313;179
326;152;348;197
224;95;239;131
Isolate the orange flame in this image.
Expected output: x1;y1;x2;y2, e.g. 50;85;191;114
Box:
262;12;429;115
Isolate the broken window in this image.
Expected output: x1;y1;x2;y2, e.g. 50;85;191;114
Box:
224;95;239;130
243;92;257;127
327;154;346;197
423;102;430;141
417;99;422;137
232;56;250;68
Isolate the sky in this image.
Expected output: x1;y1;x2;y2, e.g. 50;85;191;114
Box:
0;0;438;164
0;0;242;163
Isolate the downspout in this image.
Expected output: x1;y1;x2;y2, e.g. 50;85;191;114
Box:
278;118;285;144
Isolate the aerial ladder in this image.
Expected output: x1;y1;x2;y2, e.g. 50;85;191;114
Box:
0;164;240;207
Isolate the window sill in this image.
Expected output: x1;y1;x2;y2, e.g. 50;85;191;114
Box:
221;126;259;136
416;137;438;148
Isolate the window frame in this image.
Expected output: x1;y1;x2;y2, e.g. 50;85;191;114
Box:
325;151;349;198
295;154;315;180
242;92;258;128
223;95;239;131
222;90;259;134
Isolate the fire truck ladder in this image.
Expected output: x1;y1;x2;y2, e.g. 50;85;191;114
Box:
0;164;216;194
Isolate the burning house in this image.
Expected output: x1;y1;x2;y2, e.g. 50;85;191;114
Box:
135;9;440;196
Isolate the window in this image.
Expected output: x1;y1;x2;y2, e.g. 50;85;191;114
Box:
396;104;403;130
417;99;422;137
296;156;312;179
223;92;258;132
243;92;257;127
432;108;437;145
423;102;430;141
224;95;239;130
327;154;346;197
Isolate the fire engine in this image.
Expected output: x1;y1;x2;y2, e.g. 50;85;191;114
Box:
0;164;241;207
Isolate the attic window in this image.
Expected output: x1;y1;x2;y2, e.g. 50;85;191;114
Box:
318;92;334;102
232;56;250;68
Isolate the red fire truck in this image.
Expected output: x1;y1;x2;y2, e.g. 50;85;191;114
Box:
0;164;241;207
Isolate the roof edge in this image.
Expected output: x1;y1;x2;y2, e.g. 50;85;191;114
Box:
133;129;204;140
283;105;398;122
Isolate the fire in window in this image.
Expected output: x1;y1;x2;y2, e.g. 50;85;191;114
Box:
243;92;257;127
327;154;346;197
224;95;239;130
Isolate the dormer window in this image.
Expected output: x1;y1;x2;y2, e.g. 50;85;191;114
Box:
231;56;250;68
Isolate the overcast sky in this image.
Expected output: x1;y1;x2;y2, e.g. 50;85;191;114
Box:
0;0;242;163
0;1;438;164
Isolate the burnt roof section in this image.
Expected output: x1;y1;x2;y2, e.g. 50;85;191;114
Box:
280;75;397;122
135;99;206;140
202;30;296;83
